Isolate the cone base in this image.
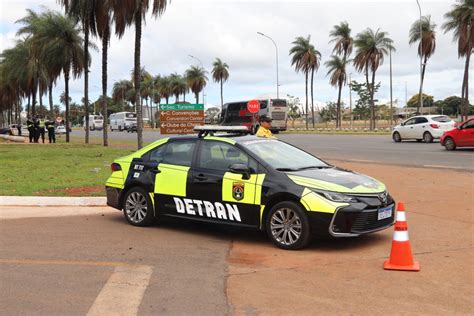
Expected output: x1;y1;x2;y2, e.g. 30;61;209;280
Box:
383;260;420;271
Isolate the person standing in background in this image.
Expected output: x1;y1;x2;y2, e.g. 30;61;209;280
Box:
26;117;34;143
45;117;56;143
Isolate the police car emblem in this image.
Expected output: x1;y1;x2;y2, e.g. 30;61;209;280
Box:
378;192;388;204
232;182;244;201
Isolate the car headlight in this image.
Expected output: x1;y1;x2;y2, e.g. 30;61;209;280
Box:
313;190;358;203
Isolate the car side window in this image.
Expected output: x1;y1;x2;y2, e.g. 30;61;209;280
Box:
404;118;416;125
146;144;167;163
462;121;474;129
162;140;196;166
416;117;428;124
197;141;258;172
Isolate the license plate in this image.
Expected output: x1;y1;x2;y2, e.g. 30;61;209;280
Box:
378;206;392;220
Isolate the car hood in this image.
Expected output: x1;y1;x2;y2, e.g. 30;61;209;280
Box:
286;167;386;194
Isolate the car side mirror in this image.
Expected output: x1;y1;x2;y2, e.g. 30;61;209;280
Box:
401;122;405;126
229;163;251;180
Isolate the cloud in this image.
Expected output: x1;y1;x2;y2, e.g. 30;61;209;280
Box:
0;0;465;111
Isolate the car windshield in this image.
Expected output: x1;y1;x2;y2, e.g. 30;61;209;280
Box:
432;116;451;123
244;139;329;171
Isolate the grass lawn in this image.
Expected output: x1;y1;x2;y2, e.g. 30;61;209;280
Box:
0;142;134;196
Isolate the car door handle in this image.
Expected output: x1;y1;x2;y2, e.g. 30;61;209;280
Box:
194;174;208;181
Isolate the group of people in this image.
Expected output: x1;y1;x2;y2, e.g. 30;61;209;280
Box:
26;117;56;143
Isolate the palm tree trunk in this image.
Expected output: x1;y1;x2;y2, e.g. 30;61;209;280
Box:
39;88;43;112
220;79;224;112
84;19;90;144
65;69;70;143
32;82;37;117
48;83;53;116
310;68;315;128
101;28;109;147
370;70;376;130
336;81;343;129
305;71;308;130
417;55;428;115
461;52;470;121
134;7;143;149
195;92;199;104
27;94;30;116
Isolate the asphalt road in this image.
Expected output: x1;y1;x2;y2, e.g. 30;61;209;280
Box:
77;129;474;170
1;161;472;314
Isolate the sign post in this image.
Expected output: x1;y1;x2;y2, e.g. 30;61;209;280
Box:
247;100;260;133
159;104;204;134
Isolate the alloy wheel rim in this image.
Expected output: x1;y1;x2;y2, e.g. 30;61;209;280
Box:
125;192;148;223
270;208;302;246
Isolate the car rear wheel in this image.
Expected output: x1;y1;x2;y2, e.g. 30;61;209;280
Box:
444;137;456;151
392;132;402;142
123;187;154;227
423;132;433;143
266;201;311;250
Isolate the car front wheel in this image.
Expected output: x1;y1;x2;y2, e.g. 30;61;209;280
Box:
444;137;456;151
423;132;434;143
266;201;311;250
392;132;402;142
123;187;155;227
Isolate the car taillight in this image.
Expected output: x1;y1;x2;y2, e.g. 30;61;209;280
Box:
111;163;121;171
430;124;439;129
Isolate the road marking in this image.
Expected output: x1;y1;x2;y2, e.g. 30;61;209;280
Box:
0;258;127;267
87;265;153;316
422;164;467;170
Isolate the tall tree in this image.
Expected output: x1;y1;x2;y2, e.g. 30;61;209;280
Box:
211;58;230;112
353;28;394;130
289;35;318;129
34;10;86;142
325;55;349;127
112;80;133;110
109;0;169;149
443;0;473;120
329;21;353;127
185;66;208;104
59;0;98;144
409;15;437;115
159;76;172;104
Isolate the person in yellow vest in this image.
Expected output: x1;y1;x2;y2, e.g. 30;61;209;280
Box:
38;117;46;143
255;116;276;139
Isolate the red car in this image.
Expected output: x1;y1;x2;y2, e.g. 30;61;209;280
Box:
440;118;474;150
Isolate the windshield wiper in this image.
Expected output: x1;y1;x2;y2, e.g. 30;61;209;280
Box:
296;165;332;170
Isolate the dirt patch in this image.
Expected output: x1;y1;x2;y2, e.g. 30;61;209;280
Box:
35;185;104;196
227;162;473;315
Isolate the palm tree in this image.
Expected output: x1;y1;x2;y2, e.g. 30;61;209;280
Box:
112;80;133;110
443;0;473;121
329;21;353;127
325;55;349;127
35;10;86;142
409;15;437;115
109;0;169;149
289;35;318;129
159;76;172;104
59;0;98;144
185;66;208;104
170;73;188;103
353;28;394;130
308;47;321;129
211;58;230;112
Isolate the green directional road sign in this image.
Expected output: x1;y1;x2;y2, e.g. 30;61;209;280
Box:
160;104;204;111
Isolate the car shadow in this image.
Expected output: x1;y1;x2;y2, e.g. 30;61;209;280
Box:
107;214;390;251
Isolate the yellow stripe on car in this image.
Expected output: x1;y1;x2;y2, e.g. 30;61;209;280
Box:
154;164;189;197
106;171;125;189
222;173;265;205
300;188;348;214
203;136;236;145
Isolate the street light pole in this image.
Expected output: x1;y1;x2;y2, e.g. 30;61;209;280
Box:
389;49;393;127
416;0;423;114
257;32;279;99
188;54;205;105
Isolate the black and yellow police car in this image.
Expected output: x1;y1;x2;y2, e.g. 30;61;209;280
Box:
106;126;395;250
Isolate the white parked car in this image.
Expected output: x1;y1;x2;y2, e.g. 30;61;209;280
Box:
56;125;66;135
392;115;455;143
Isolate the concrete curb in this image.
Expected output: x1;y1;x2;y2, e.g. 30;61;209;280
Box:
0;196;107;206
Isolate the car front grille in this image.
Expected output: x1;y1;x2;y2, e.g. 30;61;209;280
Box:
350;205;395;233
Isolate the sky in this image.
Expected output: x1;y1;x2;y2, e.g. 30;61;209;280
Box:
0;0;468;111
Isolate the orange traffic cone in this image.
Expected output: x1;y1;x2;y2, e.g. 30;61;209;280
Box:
383;202;420;271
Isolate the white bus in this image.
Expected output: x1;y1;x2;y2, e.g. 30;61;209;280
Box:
109;112;137;132
83;115;104;131
221;98;287;133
